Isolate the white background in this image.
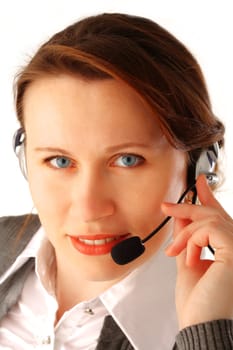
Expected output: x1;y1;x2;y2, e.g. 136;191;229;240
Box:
0;0;232;216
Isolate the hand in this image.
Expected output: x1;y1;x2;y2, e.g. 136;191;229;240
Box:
161;174;233;330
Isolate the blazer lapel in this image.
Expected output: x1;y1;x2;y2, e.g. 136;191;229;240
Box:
0;214;40;320
96;315;134;350
0;258;35;320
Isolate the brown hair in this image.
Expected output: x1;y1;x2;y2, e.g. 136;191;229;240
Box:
14;13;225;184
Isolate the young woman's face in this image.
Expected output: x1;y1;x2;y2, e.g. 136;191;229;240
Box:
24;75;187;282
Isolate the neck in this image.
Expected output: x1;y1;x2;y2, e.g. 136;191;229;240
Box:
54;259;122;321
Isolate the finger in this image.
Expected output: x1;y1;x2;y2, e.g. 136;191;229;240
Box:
165;217;189;271
172;216;192;238
165;212;233;256
165;216;190;255
162;175;231;222
164;210;191;253
161;201;228;223
162;186;233;272
196;175;232;220
169;219;233;263
186;239;204;267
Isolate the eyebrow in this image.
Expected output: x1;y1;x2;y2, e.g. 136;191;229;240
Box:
34;147;73;156
34;142;153;155
105;142;153;152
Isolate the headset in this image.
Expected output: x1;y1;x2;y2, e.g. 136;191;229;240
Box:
13;127;27;180
13;127;220;264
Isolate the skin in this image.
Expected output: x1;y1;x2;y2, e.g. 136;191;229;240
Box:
23;74;187;317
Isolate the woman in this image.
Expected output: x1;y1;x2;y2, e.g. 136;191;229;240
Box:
0;13;233;349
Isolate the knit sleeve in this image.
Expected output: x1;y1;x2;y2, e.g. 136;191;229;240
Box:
173;319;233;350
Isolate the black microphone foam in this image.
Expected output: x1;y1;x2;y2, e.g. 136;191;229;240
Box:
111;236;145;265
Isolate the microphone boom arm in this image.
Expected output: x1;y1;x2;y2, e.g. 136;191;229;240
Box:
142;181;196;244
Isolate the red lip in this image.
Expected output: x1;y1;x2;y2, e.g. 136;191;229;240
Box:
69;234;129;256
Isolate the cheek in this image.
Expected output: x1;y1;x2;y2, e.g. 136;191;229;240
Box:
126;158;186;234
139;170;186;208
28;170;70;225
126;188;166;235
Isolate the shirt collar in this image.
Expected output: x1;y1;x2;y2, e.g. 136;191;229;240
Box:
100;236;178;350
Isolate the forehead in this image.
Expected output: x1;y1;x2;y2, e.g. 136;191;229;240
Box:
23;74;164;145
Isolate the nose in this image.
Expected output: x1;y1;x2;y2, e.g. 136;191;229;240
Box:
69;170;115;223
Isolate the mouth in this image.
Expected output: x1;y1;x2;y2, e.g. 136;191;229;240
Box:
69;234;129;256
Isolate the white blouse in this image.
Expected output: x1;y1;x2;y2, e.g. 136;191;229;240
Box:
0;227;178;349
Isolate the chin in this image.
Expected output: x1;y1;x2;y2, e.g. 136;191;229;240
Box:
76;254;133;282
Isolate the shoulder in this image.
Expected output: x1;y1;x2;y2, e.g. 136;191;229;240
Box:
0;214;40;241
0;214;41;255
0;213;39;227
0;214;41;277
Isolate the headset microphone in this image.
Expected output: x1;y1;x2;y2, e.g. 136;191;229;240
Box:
111;182;196;265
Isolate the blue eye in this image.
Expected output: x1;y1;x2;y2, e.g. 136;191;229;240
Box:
114;154;144;167
50;156;72;169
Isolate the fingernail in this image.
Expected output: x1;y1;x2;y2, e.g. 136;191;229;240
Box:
164;242;175;256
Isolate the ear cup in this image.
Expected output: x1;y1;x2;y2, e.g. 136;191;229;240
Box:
13;128;28;180
195;143;219;185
